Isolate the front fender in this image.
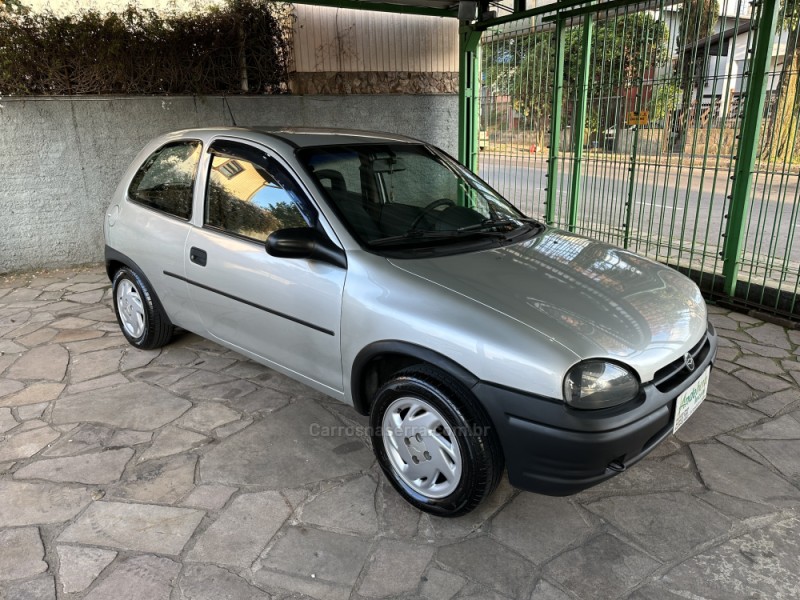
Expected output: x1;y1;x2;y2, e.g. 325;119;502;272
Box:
340;251;578;407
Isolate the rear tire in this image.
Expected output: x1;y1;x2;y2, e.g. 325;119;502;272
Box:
112;267;173;350
369;365;503;517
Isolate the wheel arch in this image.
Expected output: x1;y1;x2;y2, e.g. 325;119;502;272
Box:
350;341;479;416
106;245;144;282
105;245;172;325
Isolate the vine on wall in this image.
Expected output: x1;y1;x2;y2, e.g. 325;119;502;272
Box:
0;0;290;95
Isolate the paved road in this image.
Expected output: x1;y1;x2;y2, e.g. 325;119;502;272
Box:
1;266;800;599
479;153;800;278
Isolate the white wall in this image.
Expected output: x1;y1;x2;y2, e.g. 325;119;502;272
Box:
291;5;458;73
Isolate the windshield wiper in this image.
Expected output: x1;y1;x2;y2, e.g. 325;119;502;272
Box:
369;228;509;247
456;218;523;232
458;218;546;235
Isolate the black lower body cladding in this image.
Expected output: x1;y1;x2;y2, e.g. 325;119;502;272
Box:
474;328;718;495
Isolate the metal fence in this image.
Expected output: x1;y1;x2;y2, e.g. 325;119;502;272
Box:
478;0;800;320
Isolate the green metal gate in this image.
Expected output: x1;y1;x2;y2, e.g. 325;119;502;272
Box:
474;0;800;320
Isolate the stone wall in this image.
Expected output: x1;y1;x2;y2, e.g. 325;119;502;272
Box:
289;72;458;95
0;94;457;273
682;127;737;156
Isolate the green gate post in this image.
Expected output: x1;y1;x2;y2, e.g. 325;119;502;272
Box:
546;18;565;225
568;15;594;232
459;26;482;172
721;0;779;296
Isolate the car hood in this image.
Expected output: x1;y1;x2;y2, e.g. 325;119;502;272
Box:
387;228;707;381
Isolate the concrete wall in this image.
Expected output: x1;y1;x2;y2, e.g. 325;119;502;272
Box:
0;95;457;273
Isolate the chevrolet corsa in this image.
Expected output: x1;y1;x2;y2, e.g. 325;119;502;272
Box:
104;128;717;516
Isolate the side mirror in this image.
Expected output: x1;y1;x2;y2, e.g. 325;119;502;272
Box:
266;227;347;269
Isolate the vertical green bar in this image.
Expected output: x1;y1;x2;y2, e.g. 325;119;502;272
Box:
546;18;565;225
459;26;482;172
722;0;779;296
568;16;593;232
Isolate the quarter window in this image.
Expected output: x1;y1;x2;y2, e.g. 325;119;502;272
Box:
205;143;313;242
128;141;202;219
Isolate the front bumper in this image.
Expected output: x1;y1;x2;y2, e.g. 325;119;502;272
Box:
474;326;718;495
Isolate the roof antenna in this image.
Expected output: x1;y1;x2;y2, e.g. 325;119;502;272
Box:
224;96;237;127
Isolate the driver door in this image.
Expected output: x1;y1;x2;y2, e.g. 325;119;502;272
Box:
184;139;346;396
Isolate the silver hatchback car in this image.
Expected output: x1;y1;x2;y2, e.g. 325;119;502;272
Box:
105;127;717;516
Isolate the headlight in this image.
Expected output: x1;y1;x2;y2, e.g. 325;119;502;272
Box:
563;360;640;410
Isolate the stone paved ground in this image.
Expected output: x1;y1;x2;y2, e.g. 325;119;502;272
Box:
1;265;799;600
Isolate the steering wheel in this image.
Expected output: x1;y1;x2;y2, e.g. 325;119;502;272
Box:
410;198;456;230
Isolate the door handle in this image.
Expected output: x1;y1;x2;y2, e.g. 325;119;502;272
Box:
190;247;207;267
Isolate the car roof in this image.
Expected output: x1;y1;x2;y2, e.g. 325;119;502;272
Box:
255;127;421;148
173;126;423;148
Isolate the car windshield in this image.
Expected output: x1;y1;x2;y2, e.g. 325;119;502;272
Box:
296;144;541;251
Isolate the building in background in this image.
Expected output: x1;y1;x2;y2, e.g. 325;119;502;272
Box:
685;21;787;124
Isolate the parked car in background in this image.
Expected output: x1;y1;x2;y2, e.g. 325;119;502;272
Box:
105;127;717;516
602;124;636;151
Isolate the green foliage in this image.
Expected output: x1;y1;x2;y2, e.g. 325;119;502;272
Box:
761;0;800;160
675;0;719;49
781;0;800;31
0;0;27;15
0;0;290;95
585;12;670;84
483;13;669;130
649;82;682;121
503;33;555;127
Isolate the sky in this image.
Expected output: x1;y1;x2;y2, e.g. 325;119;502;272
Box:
22;0;223;14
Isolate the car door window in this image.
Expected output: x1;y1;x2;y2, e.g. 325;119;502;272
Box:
128;141;202;219
205;142;314;242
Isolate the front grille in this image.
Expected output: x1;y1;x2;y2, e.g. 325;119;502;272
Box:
653;331;710;394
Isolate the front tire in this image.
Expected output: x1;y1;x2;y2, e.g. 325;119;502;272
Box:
112;267;173;350
370;365;503;517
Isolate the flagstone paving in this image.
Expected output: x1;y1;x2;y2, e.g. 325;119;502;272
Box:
0;265;799;599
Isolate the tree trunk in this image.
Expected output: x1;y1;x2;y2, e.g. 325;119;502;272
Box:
238;20;249;93
759;26;799;161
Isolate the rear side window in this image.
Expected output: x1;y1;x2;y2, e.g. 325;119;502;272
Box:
128;141;202;220
205;141;314;243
